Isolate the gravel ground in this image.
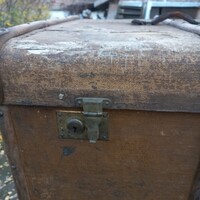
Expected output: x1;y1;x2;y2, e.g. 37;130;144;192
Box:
0;134;18;200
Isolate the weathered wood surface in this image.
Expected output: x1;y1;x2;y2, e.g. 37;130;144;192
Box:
0;16;79;51
0;131;18;200
0;107;30;200
0;77;4;104
0;20;199;112
4;106;200;200
189;161;200;200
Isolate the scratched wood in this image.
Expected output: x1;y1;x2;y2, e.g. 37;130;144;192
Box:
5;106;200;200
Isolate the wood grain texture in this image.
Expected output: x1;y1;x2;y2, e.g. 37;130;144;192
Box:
189;160;200;200
5;106;200;200
0;106;30;200
0;77;4;104
0;20;200;112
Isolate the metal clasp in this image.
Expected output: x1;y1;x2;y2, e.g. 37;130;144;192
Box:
75;98;111;143
57;97;111;143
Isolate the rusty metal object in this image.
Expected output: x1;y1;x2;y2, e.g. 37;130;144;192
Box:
57;97;111;143
132;11;200;25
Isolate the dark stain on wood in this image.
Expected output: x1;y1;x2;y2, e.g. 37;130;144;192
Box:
62;146;76;156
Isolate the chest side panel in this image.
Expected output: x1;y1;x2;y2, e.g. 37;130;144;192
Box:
8;106;200;200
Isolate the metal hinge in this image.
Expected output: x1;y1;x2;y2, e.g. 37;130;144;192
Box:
57;97;111;143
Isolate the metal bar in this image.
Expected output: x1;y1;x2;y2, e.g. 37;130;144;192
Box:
118;1;142;7
94;0;109;8
145;1;152;20
119;1;200;8
150;1;200;8
107;2;118;19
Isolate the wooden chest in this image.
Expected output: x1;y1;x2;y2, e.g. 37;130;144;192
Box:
0;17;200;200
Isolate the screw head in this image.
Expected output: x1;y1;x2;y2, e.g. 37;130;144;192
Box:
59;134;64;139
11;165;16;170
58;93;64;100
102;135;107;140
103;113;108;118
77;100;82;105
104;100;111;107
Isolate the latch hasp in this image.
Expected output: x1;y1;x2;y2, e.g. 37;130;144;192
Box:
57;97;111;143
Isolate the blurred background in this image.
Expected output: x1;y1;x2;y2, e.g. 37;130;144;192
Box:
0;0;199;27
50;0;200;20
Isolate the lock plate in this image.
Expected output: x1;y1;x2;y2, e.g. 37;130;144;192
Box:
57;111;109;140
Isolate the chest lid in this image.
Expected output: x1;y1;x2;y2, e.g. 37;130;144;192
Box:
0;19;200;113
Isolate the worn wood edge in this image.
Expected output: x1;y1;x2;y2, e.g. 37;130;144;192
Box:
0;15;79;50
1;50;199;113
2;102;200;114
0;77;4;104
189;159;200;200
163;19;200;35
0;106;31;200
2;90;200;113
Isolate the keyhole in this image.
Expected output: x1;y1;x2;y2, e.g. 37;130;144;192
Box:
73;126;77;133
67;119;84;134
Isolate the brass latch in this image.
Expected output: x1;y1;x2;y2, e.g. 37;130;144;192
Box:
57;98;111;143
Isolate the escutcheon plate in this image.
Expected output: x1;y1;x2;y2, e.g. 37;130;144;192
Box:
56;111;109;141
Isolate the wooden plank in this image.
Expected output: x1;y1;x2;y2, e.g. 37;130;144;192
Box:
0;77;4;104
189;160;200;200
0;121;18;199
6;106;200;200
0;107;30;200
